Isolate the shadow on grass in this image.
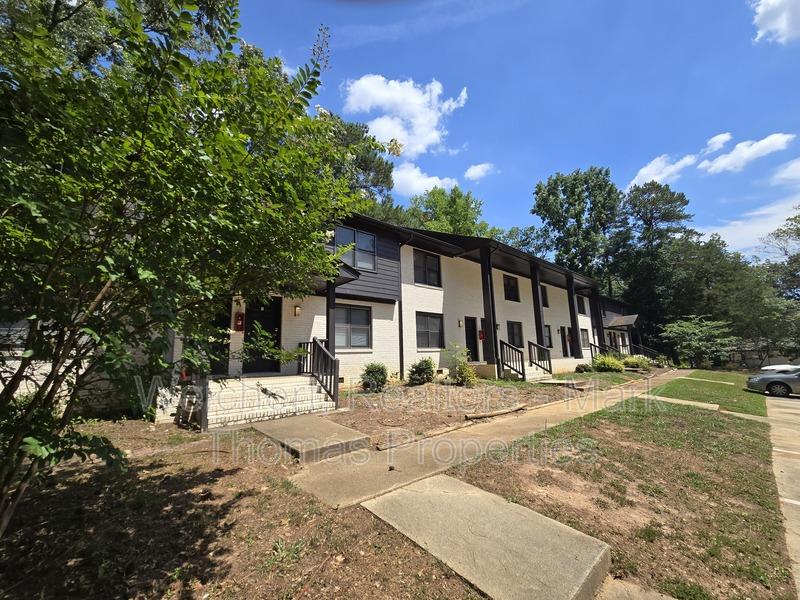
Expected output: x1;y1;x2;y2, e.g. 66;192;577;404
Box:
0;458;250;599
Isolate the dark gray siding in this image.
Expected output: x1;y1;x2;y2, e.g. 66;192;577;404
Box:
335;234;401;301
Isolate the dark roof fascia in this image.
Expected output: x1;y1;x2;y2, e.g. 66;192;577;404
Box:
341;214;464;255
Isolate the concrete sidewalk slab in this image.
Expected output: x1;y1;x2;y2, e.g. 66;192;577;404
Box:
362;475;610;600
767;397;800;593
642;394;719;411
293;371;682;507
678;376;734;385
251;414;368;463
596;578;673;599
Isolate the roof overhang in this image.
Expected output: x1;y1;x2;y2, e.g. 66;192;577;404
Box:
312;262;360;293
603;314;639;329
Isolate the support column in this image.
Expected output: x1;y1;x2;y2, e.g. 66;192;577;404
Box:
325;282;336;356
590;287;605;349
529;262;545;346
479;246;498;374
566;274;583;359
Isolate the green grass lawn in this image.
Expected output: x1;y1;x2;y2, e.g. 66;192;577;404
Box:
453;399;795;600
654;370;766;416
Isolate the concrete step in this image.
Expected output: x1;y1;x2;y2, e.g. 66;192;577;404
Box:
251;414;369;463
363;475;610;600
207;400;335;428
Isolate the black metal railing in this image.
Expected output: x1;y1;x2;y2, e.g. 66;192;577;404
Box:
500;340;526;381
589;342;623;361
528;341;552;374
298;337;339;407
629;343;659;360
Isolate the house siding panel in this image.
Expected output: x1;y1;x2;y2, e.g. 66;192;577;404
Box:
335;235;401;301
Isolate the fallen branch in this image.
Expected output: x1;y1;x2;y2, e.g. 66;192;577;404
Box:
465;404;526;420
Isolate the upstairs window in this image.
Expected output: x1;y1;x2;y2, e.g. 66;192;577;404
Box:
503;275;520;302
540;285;549;307
413;250;441;287
335;226;376;271
416;312;444;348
507;321;524;348
577;296;587;315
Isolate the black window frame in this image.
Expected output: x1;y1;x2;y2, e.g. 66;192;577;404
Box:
413;249;442;287
335;226;377;272
507;321;524;348
503;275;520;302
580;328;590;348
334;304;372;349
543;324;553;348
416;311;445;349
577;296;587;315
540;285;549;308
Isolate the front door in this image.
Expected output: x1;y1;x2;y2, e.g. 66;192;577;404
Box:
464;317;479;361
480;318;492;362
243;298;282;374
560;326;570;357
209;307;231;376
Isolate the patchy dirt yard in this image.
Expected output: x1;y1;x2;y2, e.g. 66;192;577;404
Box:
325;381;570;449
451;398;796;600
0;422;480;600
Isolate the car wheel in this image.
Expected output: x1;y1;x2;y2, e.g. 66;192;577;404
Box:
767;382;791;397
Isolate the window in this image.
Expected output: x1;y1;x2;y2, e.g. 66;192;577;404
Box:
416;312;444;348
543;325;552;348
335;226;376;271
621;333;627;347
507;321;524;348
580;328;590;348
335;305;371;349
540;285;549;307
413;249;441;287
577;296;587;315
503;275;520;302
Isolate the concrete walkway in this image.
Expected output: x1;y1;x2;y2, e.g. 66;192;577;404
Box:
292;370;683;507
767;397;800;593
363;475;611;600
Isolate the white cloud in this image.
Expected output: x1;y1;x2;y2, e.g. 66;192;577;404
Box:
464;162;495;181
698;133;795;173
702;132;732;155
393;162;457;196
752;0;800;43
771;157;800;186
628;153;697;188
343;75;468;159
700;194;800;252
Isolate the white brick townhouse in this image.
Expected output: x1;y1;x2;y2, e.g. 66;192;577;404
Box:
180;214;639;428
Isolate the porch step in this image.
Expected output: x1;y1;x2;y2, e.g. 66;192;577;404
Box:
251;414;369;463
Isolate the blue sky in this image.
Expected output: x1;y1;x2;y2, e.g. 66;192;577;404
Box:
239;0;800;253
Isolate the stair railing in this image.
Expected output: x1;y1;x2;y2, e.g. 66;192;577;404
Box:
527;341;552;374
499;340;526;381
298;337;339;407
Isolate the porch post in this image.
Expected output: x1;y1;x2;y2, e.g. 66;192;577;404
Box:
325;282;336;356
479;246;498;374
529;261;545;346
590;287;605;348
566;274;583;359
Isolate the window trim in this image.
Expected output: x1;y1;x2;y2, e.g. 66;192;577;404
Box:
413;249;442;288
415;311;445;349
503;275;520;302
543;324;553;348
580;328;590;348
540;285;549;308
507;320;524;348
335;304;372;349
334;226;377;273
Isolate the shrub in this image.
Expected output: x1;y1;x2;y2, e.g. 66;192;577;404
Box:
408;357;435;385
361;362;388;392
443;343;478;387
575;363;593;373
593;354;625;372
622;355;651;371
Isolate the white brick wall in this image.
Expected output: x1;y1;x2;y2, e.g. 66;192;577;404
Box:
540;283;596;361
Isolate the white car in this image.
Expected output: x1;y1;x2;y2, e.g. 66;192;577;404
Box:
761;364;800;372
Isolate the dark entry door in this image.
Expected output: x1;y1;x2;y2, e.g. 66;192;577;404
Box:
464;317;479;362
243;298;282;374
209;308;231;376
560;326;570;357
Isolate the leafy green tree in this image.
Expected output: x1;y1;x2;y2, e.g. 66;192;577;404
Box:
531;167;623;290
660;316;738;368
0;0;366;536
360;196;418;227
407;186;503;238
761;206;800;301
330;117;394;202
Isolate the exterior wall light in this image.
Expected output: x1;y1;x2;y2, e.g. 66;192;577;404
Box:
458;319;463;328
294;306;302;317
